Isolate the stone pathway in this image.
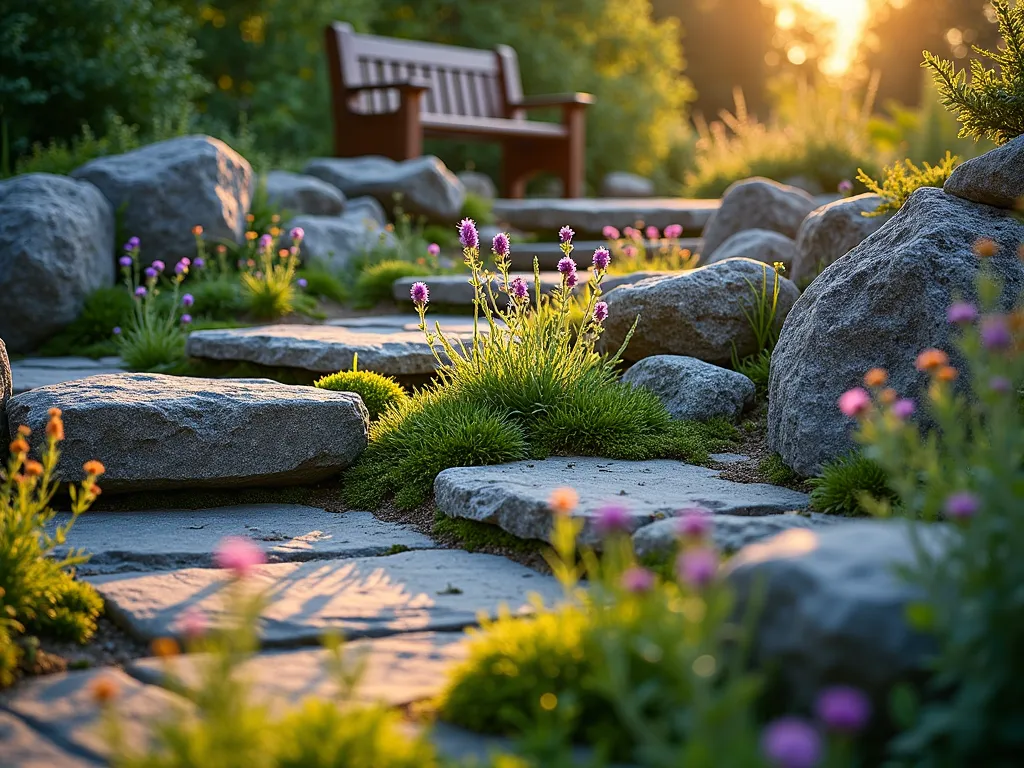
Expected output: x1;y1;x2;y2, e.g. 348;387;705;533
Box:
492;197;720;236
9;356;125;393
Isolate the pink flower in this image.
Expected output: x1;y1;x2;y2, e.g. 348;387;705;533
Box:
891;399;915;419
663;224;683;239
594;503;632;536
427;243;441;257
677;508;712;538
838;387;871;418
621;566;655;594
677;547;718;588
602;225;620;240
410;281;429;306
177;607;207;639
838;180;854;196
645;225;659;240
623;245;638;259
762;717;821;768
214;536;266;577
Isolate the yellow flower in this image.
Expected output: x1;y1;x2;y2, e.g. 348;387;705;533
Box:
269;226;281;237
864;368;888;388
772;261;786;274
549;487;579;515
271;214;281;224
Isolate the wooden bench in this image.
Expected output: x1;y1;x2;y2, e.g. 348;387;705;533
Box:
324;23;594;199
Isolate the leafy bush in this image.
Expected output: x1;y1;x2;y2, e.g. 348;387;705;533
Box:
297;263;348;305
0;0;205;159
808;453;896;516
460;191;494;225
924;0;1024;146
856;152;960;218
38;286;133;358
842;257;1024;765
353;260;433;308
1;411;104;688
315;357;408;421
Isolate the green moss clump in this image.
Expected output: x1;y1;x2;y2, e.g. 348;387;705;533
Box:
809;452;896;516
758;453;799;486
431;510;541;554
315;369;408;422
353;260;433;308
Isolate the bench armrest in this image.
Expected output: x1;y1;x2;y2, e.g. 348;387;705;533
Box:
511;92;595;109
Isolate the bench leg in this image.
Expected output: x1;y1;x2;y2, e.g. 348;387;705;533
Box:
563;107;587;198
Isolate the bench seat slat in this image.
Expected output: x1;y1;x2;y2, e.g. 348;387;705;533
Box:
422;114;567;139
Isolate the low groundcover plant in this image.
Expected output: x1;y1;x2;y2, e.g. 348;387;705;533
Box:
343;220;736;510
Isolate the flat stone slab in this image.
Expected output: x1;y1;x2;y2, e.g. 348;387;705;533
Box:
0;710;98;767
10;356;125;393
492;198;719;235
130;631;468;714
633;511;841;556
434;457;811;547
51;505;434;574
1;667;186;763
6;374;367;490
90;549;561;646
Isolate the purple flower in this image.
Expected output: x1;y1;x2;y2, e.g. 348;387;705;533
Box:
144;267;158;280
815;686;871;733
677;547;717;588
981;315;1012;350
592;247;611;271
838;179;854;196
566;271;579;289
193;257;205;269
182;293;194;307
427;243;441;257
559;225;574;244
761;718;822;768
891;399;915;419
151;260;165;272
944;491;979;519
509;276;529;302
989;376;1012;393
602;225;620;240
458;218;479;249
175;261;188;275
297;278;308;289
492;232;510;258
621;566;655;594
125;236;140;250
410;281;430;306
119;256;133;268
593;301;609;323
557;256;577;276
678;508;712;538
946;302;978;324
290;227;304;241
664;224;683;239
112;326;122;336
180;313;192;325
135;286;147;297
594;503;632;536
259;234;273;250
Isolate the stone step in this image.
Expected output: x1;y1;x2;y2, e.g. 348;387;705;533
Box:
0;710;98;768
51;504;434;575
492;197;719;236
6;373;367;491
89;548;562;646
433;457;813;548
9;356;125;394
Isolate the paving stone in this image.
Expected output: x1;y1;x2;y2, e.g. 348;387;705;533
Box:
1;667;187;763
51;505;434;574
633;511;841;556
434;457;811;547
492;197;719;236
7;373;367;492
8;356;125;394
0;710;99;767
90;549;561;646
130;631;467;714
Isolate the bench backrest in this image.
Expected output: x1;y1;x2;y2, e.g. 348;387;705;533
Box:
326;23;524;119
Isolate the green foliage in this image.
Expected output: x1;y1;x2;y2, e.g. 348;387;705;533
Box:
923;0;1024;145
239;234;300;320
758;453;798;487
315;359;408;421
856;152;960;217
38;286;133;358
808;453;897;516
460;191;494;226
432;510;541;553
730;261;787;395
734;348;772;398
1;415;103;688
353;260;433;308
0;0;205;159
850;264;1024;765
10;116;146;177
297;263;348;305
185;278;245;321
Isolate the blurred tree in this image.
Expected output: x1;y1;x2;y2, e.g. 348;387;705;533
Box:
372;0;694;189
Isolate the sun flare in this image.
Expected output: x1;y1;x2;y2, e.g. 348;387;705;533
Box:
777;0;872;75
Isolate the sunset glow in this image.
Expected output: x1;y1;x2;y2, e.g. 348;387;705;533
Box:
778;0;872;75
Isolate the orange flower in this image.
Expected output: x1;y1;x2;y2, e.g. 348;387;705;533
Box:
864;368;888;387
937;365;959;382
269;226;281;237
549;487;579;515
48;407;61;418
9;438;29;454
878;388;898;405
1018;244;1024;262
278;249;290;258
974;237;998;258
151;637;180;658
16;425;30;437
271;214;281;224
23;460;43;477
90;676;119;704
83;460;106;477
192;225;203;236
245;230;258;241
246;213;255;223
91;485;102;497
46;415;64;441
915;348;949;373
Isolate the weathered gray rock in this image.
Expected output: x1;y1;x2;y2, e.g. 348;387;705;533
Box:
71;135;252;266
701;178;817;259
791;194;889;285
90;549;561;644
0;338;10;439
51;505;433;574
633;511;841;556
304;155;464;223
264;170;345;216
456;170;497;200
0;710;96;768
725;520;947;710
944;135;1024;210
600;171;655;198
9;356;125;394
345;195;388;228
0;174;115;353
435;457;810;547
6;373;368;491
621;355;755;422
284;209;391;269
704;228;798;270
769;188;1024;476
492;197;718;237
601;258;799;365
